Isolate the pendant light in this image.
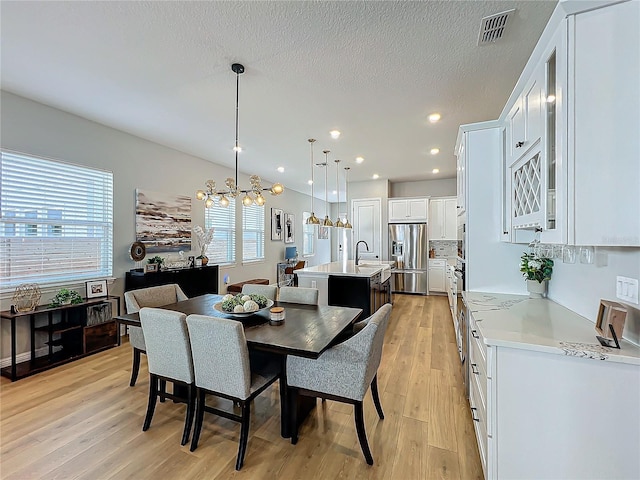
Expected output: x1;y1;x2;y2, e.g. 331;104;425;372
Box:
196;63;284;208
321;151;333;227
344;166;352;229
306;139;320;225
334;159;344;228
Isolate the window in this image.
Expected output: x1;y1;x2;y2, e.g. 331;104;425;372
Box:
242;204;265;262
302;212;315;256
204;199;236;264
0;151;113;290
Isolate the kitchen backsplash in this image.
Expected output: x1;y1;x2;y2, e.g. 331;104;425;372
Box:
429;240;457;258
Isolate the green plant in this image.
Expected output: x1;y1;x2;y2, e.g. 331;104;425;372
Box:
520;252;553;283
147;256;164;265
49;288;83;307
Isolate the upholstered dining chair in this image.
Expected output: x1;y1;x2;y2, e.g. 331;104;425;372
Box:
241;283;277;300
286;303;392;465
123;284;188;387
278;286;319;305
186;314;281;470
139;307;195;446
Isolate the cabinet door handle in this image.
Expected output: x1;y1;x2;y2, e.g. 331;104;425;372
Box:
515;141;525;148
471;407;480;422
471;363;479;375
471;330;480;339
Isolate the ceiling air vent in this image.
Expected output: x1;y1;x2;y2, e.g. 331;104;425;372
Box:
477;9;515;46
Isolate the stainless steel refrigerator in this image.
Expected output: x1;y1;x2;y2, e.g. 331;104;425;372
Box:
389;223;428;294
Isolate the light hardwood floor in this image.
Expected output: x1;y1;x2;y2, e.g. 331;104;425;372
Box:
0;294;482;480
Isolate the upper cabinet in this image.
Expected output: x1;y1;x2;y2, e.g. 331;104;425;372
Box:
501;0;638;246
429;197;457;240
353;198;382;259
388;197;428;223
456;137;466;215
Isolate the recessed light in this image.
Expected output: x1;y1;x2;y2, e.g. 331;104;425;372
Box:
277;166;285;173
308;180;313;185
432;168;440;174
430;148;440;155
330;130;341;139
356;156;364;164
428;113;441;123
372;174;379;180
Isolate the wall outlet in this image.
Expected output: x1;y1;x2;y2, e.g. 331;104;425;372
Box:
616;276;639;304
223;274;230;285
311;280;317;288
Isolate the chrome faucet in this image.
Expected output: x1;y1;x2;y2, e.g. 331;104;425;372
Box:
355;240;369;266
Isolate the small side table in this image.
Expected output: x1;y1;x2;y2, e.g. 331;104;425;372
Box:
276;261;295;287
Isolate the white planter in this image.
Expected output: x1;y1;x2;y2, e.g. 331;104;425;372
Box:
527;280;547;298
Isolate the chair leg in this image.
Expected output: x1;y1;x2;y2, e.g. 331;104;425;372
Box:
190;389;206;452
143;374;158;431
289;388;299;445
181;384;196;446
236;401;251;470
354;401;374;465
159;379;167;403
130;348;142;386
371;374;385;420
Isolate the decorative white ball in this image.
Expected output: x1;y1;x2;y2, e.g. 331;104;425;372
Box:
241;295;251;302
233;305;245;313
243;300;259;312
222;294;234;302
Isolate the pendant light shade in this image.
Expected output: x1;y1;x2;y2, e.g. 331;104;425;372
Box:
344;166;352;229
321;151;333;227
306;139;320;225
334;159;344;228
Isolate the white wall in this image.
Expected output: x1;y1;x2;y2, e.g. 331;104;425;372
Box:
0;91;330;356
390;178;456;198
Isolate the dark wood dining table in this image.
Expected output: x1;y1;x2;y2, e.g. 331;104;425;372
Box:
114;293;363;437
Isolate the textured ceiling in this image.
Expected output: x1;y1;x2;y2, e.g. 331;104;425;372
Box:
0;0;556;200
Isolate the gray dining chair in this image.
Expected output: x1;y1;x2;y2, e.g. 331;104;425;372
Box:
139;307;195;446
241;283;277;300
286;303;392;465
186;314;281;470
278;286;319;305
123;284;188;386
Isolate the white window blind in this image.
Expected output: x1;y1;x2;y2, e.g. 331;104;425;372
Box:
204;199;236;264
242;204;264;262
302;212;315;256
0;151;113;290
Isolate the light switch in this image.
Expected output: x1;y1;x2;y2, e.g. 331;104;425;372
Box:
616;276;639;304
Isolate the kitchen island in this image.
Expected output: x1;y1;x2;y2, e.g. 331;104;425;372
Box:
296;261;392;317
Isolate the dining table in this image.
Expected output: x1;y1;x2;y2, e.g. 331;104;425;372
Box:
114;293;363;438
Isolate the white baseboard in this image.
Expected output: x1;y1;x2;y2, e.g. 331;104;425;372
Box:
0;347;50;369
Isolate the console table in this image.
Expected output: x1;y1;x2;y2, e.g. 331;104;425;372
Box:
0;296;121;381
124;264;219;297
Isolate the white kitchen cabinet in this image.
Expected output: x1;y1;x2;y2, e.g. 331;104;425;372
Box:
428;197;457;240
466;292;640;480
427;259;445;293
388;197;428;223
569;0;640;246
456;136;466;215
352;198;382;260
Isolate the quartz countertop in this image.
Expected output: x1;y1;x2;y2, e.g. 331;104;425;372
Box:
296;260;393;278
464;291;640;366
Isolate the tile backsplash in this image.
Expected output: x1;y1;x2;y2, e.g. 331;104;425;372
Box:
429;240;457;258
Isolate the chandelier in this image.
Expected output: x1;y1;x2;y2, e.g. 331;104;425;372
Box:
196;63;284;208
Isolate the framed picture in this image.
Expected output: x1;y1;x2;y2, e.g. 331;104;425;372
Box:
144;263;159;273
318;226;329;239
86;279;108;299
271;208;283;241
284;213;295;244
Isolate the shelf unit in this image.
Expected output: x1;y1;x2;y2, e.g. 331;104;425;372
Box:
1;295;120;381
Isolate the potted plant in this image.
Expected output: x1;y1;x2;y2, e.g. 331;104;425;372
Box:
49;288;83;307
193;225;214;266
520;252;554;298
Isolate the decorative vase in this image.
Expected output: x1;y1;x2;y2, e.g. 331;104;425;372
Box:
197;255;208;266
527;279;547;298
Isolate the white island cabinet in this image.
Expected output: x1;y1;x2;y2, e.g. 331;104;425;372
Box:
464;292;640;480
